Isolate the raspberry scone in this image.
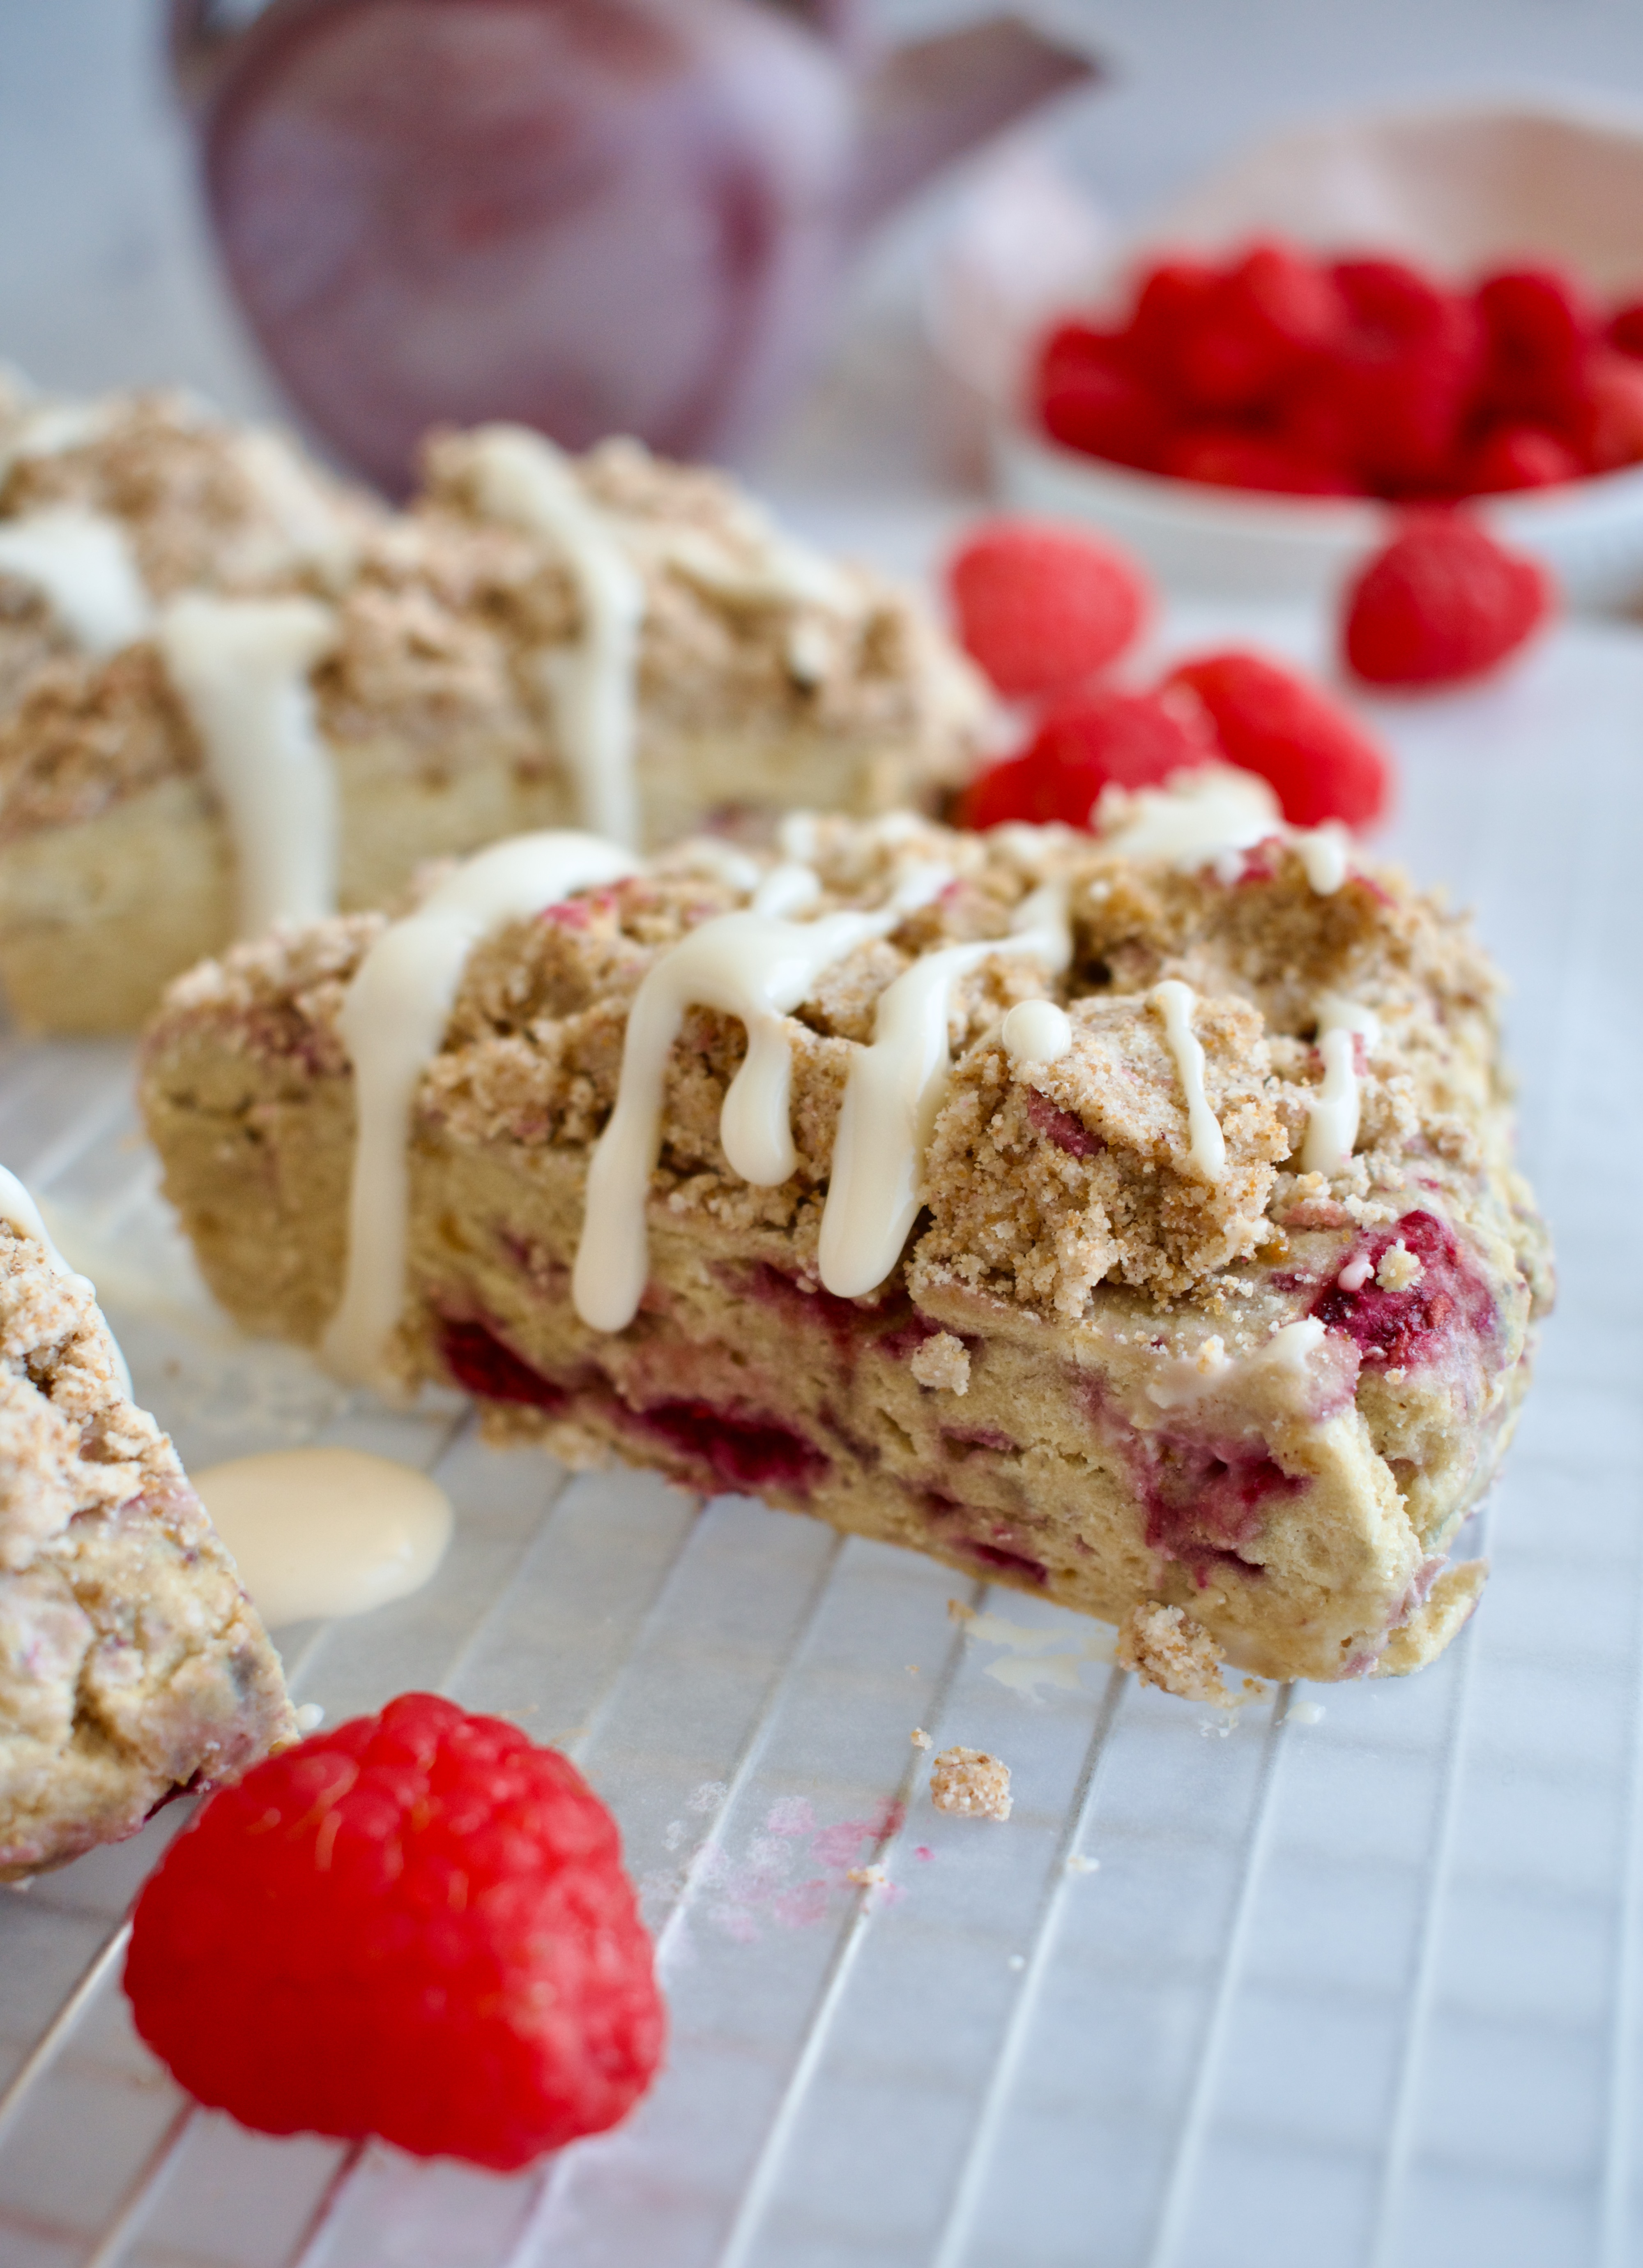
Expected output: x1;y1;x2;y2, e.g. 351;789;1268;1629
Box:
139;776;1550;1685
0;1168;293;1877
0;392;984;1034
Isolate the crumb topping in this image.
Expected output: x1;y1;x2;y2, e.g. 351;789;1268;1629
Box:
929;1745;1013;1821
1116;1601;1231;1705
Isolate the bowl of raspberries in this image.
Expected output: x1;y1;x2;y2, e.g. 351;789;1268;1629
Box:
989;106;1643;607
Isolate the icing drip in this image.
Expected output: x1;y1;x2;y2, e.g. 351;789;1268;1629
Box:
818;882;1072;1299
1151;980;1226;1180
192;1447;452;1627
467;425;645;848
0;1161;131;1394
0;507;152;655
665;838;765;895
324;831;639;1387
157;593;340;937
1099;766;1351;894
230;427;361;592
573;863;948;1335
0;397;120;479
1301;995;1381;1175
1001;998;1073;1068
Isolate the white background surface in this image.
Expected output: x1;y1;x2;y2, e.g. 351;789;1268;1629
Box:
0;9;1641;2266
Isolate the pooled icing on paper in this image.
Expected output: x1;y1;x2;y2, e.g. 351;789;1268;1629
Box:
192;1446;452;1628
1151;979;1226;1179
156;593;340;937
324;831;639;1387
467;425;646;849
0;507;152;655
1301;995;1381;1175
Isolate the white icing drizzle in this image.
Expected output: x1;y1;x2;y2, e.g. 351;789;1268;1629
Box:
156;593;340;937
1001;998;1073;1068
665;838;765;896
0;1162;132;1395
230;427;361;593
1301;995;1381;1176
1098;766;1351;894
1151;979;1227;1180
1143;1315;1326;1409
324;831;639;1387
573;868;943;1335
467;425;646;849
192;1447;452;1628
0;397;120;480
818;881;1072;1299
0;507;152;655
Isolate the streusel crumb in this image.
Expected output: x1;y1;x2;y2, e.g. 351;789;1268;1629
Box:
1376;1239;1423;1292
909;1331;971;1395
1117;1603;1231;1706
930;1746;1013;1822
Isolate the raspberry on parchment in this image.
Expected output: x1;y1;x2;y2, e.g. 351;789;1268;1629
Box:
1342;516;1554;690
124;1693;665;2170
947;517;1151;699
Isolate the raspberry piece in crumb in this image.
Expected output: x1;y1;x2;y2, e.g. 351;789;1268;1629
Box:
947;518;1151;698
959;686;1210;831
1342;516;1553;689
124;1693;664;2170
1160;650;1393;829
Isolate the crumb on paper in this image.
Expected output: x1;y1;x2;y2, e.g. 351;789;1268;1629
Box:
293;1703;324;1734
1289;1699;1327;1726
1376;1239;1423;1292
911;1727;934;1750
948;1598;975;1627
846;1863;887;1890
1066;1852;1100;1875
930;1746;1012;1822
1116;1601;1230;1706
909;1331;971;1395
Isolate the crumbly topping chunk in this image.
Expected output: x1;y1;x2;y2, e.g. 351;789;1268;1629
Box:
929;1745;1013;1821
0;1220;293;1874
147;812;1535;1318
1116;1602;1230;1705
909;1331;971;1394
0;643;198;840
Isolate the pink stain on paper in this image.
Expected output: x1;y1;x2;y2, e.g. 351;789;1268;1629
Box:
696;1797;907;1944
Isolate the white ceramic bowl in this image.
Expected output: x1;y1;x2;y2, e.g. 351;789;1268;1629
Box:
994;419;1643;610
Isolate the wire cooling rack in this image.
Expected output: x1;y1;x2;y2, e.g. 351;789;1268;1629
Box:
0;609;1638;2268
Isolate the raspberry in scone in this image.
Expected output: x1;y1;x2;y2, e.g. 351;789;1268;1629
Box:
0;1167;293;1878
140;778;1550;1686
0;394;985;1034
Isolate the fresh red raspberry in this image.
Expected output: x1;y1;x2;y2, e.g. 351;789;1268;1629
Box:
1127;257;1223;391
1466;422;1582;492
1159;426;1361;495
1477;266;1597;422
1341;515;1554;690
1036;325;1167;470
1161;650;1393;827
947;518;1151;699
1574;350;1643;472
124;1694;664;2171
1297;260;1486;491
1607;299;1643;359
1168;242;1347;414
959;686;1210;831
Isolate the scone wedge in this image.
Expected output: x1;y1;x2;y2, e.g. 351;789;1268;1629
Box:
0;1189;293;1877
140;786;1550;1686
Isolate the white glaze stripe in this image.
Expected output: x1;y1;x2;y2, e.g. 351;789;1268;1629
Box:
0;507;152;655
156;592;340;937
468;425;645;849
573;858;958;1333
818;883;1072;1300
1301;995;1381;1175
1002;998;1073;1068
1152;979;1227;1180
324;831;638;1386
1097;765;1350;895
